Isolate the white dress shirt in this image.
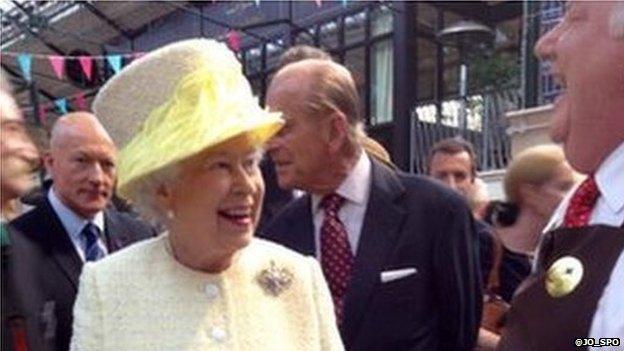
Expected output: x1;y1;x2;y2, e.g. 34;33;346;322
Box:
48;188;107;261
542;142;624;347
311;152;372;258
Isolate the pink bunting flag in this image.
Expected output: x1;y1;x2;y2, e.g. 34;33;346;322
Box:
74;91;87;110
315;0;322;7
38;105;47;125
227;30;241;52
78;56;93;81
48;55;65;80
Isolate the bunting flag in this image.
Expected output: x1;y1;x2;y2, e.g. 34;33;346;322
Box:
78;56;93;81
315;0;322;7
4;51;141;82
254;0;260;6
48;55;65;79
227;30;241;53
38;105;48;125
106;55;122;74
342;0;348;7
17;54;32;82
54;98;68;115
74;91;87;110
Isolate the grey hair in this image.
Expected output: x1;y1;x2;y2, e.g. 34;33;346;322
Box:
125;164;181;225
611;1;624;39
124;145;266;225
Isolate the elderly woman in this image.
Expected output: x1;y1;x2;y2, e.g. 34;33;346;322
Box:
489;144;579;256
69;39;343;350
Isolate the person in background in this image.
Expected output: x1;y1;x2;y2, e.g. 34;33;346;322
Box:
426;137;526;350
0;70;39;224
71;39;343;351
4;112;155;351
488;145;579;258
263;58;481;350
498;2;624;350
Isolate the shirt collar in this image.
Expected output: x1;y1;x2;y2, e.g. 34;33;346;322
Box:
594;141;624;215
47;187;105;240
312;151;372;213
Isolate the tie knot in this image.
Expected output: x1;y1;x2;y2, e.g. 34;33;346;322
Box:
563;176;600;228
320;193;344;216
574;176;600;206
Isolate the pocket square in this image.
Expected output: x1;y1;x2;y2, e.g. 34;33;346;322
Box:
380;267;418;283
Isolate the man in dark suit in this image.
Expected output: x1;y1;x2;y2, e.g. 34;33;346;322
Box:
260;59;481;350
2;112;155;351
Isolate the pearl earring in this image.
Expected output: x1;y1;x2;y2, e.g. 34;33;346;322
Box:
166;209;176;220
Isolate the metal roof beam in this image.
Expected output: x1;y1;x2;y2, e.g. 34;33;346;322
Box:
79;1;133;40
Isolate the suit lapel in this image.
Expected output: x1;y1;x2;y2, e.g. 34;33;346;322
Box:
40;199;83;290
103;209;133;253
341;160;407;343
286;196;315;256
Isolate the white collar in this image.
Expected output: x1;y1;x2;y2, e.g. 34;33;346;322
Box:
312;151;372;212
543;141;624;232
594;141;624;215
48;187;105;239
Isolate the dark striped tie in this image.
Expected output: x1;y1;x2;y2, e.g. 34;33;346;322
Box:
82;223;105;262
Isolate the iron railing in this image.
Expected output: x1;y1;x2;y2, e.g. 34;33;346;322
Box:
410;87;522;174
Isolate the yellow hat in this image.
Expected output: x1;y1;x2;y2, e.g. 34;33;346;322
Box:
93;39;283;200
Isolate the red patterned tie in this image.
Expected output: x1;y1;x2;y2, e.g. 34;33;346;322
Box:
319;193;354;325
562;176;600;228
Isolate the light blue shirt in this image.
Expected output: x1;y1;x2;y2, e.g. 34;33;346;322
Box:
47;188;107;262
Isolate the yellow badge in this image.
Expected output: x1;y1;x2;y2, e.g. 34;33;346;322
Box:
256;261;293;297
545;256;584;298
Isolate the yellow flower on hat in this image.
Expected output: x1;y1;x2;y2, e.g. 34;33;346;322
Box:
93;39;283;201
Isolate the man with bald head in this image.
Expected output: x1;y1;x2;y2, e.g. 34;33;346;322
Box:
261;59;481;350
4;112;154;351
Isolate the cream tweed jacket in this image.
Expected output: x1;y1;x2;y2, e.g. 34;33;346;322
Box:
70;235;343;351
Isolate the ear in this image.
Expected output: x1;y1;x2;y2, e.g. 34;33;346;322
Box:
326;110;349;154
42;151;54;176
154;183;174;211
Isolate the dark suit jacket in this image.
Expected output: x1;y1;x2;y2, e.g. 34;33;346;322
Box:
261;159;482;351
2;198;156;351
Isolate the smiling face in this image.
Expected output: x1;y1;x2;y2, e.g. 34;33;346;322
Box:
534;2;624;173
163;135;264;265
45;114;117;219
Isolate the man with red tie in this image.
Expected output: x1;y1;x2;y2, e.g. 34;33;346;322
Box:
261;58;482;350
498;2;624;350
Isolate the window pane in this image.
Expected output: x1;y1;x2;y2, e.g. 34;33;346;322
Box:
417;37;437;102
344;47;366;120
371;6;392;37
370;39;393;124
245;46;263;75
344;11;366;46
266;40;284;71
295;27;316;46
319;20;339;49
